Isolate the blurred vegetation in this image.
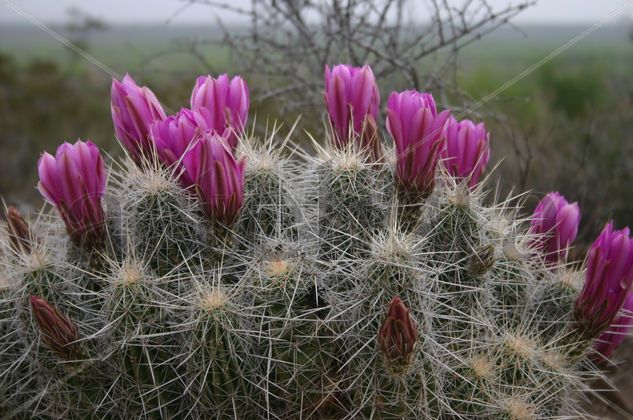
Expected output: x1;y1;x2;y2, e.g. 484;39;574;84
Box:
0;22;632;248
0;53;107;206
463;49;633;249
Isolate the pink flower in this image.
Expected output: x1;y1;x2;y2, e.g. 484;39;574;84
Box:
190;74;249;149
441;116;490;188
530;192;581;263
386;90;450;198
181;134;246;225
593;292;633;360
575;222;633;340
111;74;166;164
150;108;209;167
38;140;106;246
324;64;380;156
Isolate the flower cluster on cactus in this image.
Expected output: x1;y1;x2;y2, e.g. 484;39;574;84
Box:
2;63;633;419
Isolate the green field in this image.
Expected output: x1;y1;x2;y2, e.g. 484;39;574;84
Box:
1;23;631;77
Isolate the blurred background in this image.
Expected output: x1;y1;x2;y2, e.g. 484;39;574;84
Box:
1;0;632;247
1;1;633;417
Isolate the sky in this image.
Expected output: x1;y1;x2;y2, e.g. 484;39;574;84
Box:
0;0;632;25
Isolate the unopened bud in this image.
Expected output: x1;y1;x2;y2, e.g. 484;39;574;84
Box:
468;244;495;277
378;297;418;374
30;296;80;360
5;206;32;254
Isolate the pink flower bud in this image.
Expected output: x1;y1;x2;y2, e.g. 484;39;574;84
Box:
190;74;249;149
593;292;633;361
386;90;450;198
324;64;380;155
37;140;106;246
441;116;490;188
111;74;166;164
530;192;581;263
181;134;246;226
150;108;209;167
575;222;633;340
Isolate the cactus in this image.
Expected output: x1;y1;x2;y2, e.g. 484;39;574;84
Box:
1;68;631;420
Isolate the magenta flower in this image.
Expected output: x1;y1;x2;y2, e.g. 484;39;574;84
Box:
530;192;581;263
38;140;106;246
190;74;249;149
111;74;166;164
378;297;419;374
324;64;381;154
181;134;246;225
386;90;450;198
150;108;209;167
593;292;633;361
575;222;633;340
440;116;490;188
30;295;81;360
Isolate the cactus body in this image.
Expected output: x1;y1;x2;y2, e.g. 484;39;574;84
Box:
0;111;619;420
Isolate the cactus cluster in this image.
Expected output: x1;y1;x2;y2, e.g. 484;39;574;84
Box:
1;65;632;419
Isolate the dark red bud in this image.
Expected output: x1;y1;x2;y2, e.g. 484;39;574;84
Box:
6;206;32;254
378;297;418;374
30;296;80;360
